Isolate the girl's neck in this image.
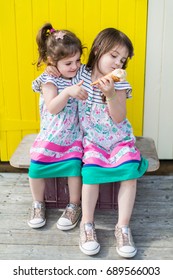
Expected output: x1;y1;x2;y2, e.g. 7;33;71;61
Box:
61;75;72;80
91;68;103;82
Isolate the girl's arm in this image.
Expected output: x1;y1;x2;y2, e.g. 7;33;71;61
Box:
42;81;87;115
106;89;126;123
42;83;69;114
97;77;127;123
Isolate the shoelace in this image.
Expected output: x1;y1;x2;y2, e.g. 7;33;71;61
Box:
85;227;97;242
31;203;45;219
86;230;94;241
64;208;75;218
63;206;79;222
33;208;43;218
116;229;131;246
121;233;130;246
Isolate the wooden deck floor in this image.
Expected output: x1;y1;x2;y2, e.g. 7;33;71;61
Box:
0;172;173;260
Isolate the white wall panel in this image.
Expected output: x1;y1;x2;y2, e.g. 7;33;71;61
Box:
144;0;173;159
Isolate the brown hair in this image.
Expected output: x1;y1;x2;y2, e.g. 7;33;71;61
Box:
36;23;84;68
86;27;134;70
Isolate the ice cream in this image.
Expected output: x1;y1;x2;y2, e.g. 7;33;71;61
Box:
90;69;126;86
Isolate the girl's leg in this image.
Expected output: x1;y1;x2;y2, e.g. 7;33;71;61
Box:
57;176;82;230
29;177;46;202
81;184;99;224
28;178;46;229
68;176;82;205
117;179;137;227
115;179;137;258
79;184;100;256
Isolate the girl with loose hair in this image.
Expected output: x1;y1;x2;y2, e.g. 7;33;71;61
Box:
73;28;148;258
44;27;148;258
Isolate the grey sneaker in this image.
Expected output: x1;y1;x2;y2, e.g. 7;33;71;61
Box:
28;201;46;229
79;223;100;255
57;203;82;230
115;225;137;258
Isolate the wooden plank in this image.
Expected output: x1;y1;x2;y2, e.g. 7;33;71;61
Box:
0;225;172;247
9;134;37;168
135;136;160;171
9;134;160;171
0;244;172;260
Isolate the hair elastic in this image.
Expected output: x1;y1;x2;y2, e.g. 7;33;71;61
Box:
50;28;55;33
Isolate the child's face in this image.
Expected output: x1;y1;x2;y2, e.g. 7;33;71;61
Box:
56;51;81;78
97;45;129;75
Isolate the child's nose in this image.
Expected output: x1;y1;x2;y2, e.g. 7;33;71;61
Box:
114;59;121;68
71;63;78;70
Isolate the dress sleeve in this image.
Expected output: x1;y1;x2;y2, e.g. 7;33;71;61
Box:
32;73;58;93
114;81;132;98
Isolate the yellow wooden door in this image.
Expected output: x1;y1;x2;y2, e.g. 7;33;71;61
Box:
0;0;148;161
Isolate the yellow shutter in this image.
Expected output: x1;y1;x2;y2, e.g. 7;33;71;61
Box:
0;0;148;161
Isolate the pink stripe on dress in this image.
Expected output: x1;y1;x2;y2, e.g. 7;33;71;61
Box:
83;151;141;168
84;140;136;159
32;140;82;152
84;144;109;159
31;151;82;163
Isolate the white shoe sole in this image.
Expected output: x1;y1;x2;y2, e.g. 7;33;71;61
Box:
116;247;137;258
57;220;79;230
27;219;46;229
79;244;100;256
57;213;81;231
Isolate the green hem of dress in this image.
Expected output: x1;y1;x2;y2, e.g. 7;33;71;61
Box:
28;159;82;178
82;158;148;184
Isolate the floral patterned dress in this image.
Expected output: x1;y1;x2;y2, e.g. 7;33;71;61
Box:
28;74;83;179
73;65;148;184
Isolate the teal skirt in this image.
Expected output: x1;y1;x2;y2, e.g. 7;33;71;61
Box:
28;159;82;178
82;157;148;184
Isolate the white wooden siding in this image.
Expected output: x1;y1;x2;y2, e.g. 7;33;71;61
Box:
144;0;173;159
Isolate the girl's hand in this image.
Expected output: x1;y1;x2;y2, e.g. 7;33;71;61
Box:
66;80;88;100
96;76;115;99
45;65;61;77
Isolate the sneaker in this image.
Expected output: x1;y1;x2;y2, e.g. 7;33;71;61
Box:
79;223;100;255
115;225;137;258
27;201;46;229
57;203;82;230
